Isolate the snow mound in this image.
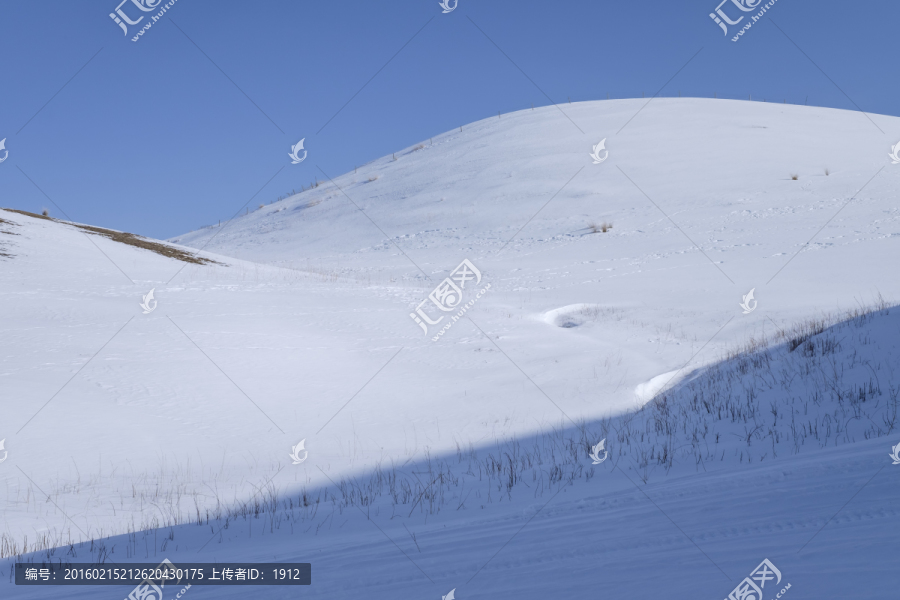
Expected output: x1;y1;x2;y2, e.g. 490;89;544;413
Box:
634;369;685;401
540;303;618;328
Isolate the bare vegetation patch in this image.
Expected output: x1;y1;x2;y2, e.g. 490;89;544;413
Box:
0;216;20;257
2;208;222;265
589;221;613;233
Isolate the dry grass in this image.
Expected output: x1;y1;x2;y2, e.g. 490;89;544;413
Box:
0;217;16;257
2;208;222;266
589;221;613;233
790;173;799;180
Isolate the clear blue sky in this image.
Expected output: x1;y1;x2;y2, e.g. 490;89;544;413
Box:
1;0;897;240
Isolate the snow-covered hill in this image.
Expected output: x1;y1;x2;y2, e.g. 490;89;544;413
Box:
2;98;900;598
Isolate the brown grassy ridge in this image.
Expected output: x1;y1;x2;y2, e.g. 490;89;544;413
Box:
1;208;222;266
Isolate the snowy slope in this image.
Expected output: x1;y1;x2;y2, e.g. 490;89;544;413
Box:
172;98;900;302
2;98;900;598
4;304;899;599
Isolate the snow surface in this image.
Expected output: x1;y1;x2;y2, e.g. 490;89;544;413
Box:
2;98;900;598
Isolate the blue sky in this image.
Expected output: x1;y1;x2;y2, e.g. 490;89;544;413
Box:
0;0;897;240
